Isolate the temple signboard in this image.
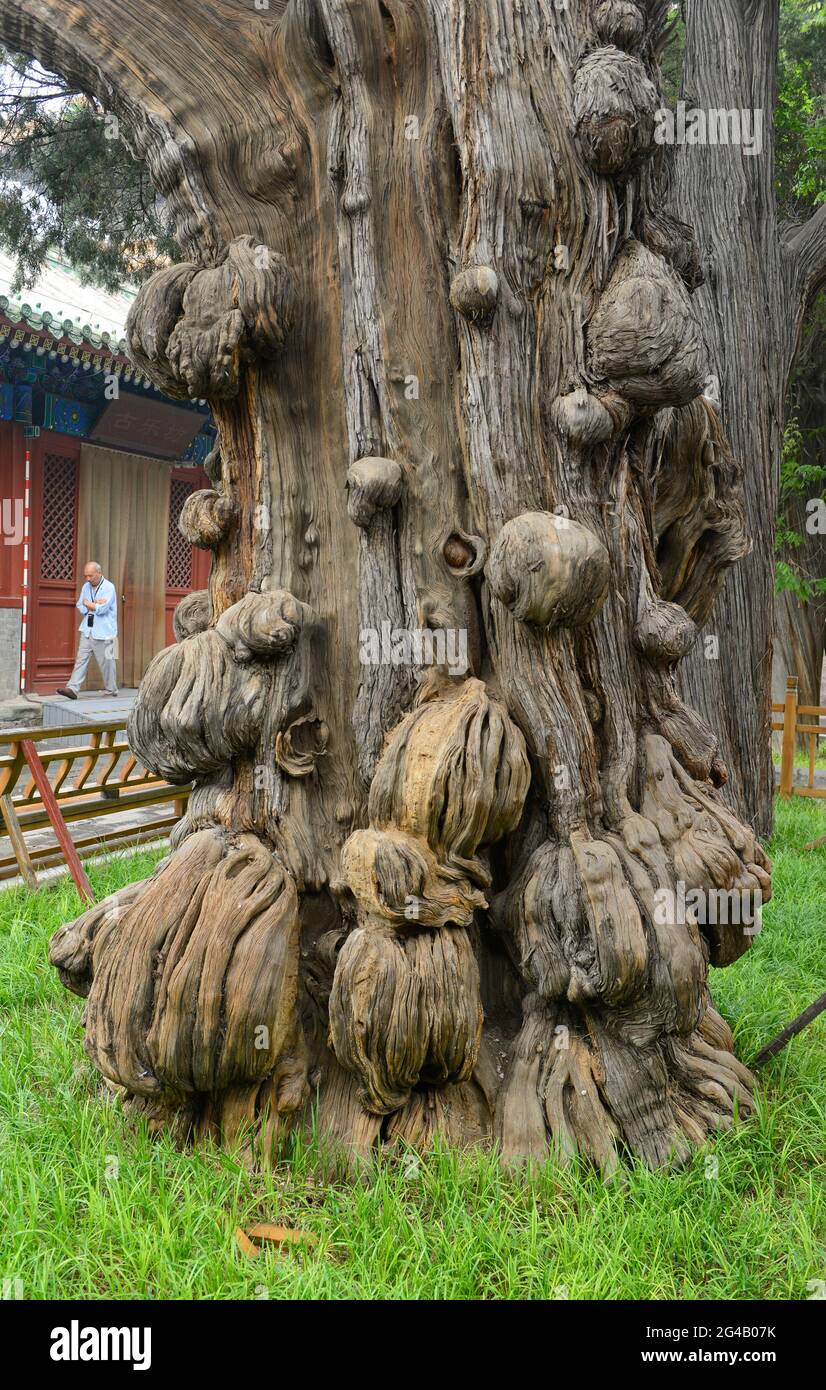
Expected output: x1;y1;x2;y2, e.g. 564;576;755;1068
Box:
89;396;205;459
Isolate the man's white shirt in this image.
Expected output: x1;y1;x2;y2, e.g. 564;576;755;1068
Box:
76;578;118;639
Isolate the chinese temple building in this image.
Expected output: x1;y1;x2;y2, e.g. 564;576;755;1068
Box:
0;250;214;697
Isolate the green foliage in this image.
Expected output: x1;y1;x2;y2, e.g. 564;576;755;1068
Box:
658;5;684;109
0;803;824;1300
773;6;826;601
776;0;826;218
775;411;826;601
779;415;826;503
0;50;179;291
776;557;826;601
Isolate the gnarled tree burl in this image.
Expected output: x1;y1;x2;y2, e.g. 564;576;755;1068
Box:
10;0;772;1170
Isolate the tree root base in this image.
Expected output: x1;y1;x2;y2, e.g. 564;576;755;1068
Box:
80;1015;756;1181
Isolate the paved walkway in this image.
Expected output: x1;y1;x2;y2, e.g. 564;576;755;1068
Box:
34;688;139;728
773;763;826;791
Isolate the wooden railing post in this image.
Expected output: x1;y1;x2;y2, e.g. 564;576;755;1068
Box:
779;676;799;798
20;739;94;903
0;793;38;890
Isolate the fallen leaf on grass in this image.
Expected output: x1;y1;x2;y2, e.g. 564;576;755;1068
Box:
246;1222;317;1249
234;1226;261;1259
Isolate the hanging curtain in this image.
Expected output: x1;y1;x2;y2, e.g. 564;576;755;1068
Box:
77;444;171;688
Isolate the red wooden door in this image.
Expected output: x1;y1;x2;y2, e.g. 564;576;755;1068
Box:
28;435;81;693
164;468;211;646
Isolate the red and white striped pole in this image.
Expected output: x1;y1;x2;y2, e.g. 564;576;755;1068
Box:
19;445;31;694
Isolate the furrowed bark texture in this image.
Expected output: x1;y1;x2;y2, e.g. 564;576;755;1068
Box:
675;0;826;839
6;0;774;1169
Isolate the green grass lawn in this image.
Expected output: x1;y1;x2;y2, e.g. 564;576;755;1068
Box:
1;802;824;1301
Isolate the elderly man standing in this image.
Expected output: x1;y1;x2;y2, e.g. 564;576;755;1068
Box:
56;561;118;699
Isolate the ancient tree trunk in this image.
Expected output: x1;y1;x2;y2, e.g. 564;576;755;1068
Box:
674;0;826;839
8;0;774;1170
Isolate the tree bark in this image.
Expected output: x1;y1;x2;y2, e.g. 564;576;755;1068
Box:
6;0;774;1170
675;0;826;839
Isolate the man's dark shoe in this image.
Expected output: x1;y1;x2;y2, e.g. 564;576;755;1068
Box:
56;687;77;699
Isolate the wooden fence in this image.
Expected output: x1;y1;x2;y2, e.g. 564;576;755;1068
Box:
0;717;190;889
773;676;826;800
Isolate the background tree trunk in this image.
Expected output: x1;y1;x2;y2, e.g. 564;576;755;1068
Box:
773;320;826;719
675;0;826;840
775;585;826;718
8;0;774;1171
